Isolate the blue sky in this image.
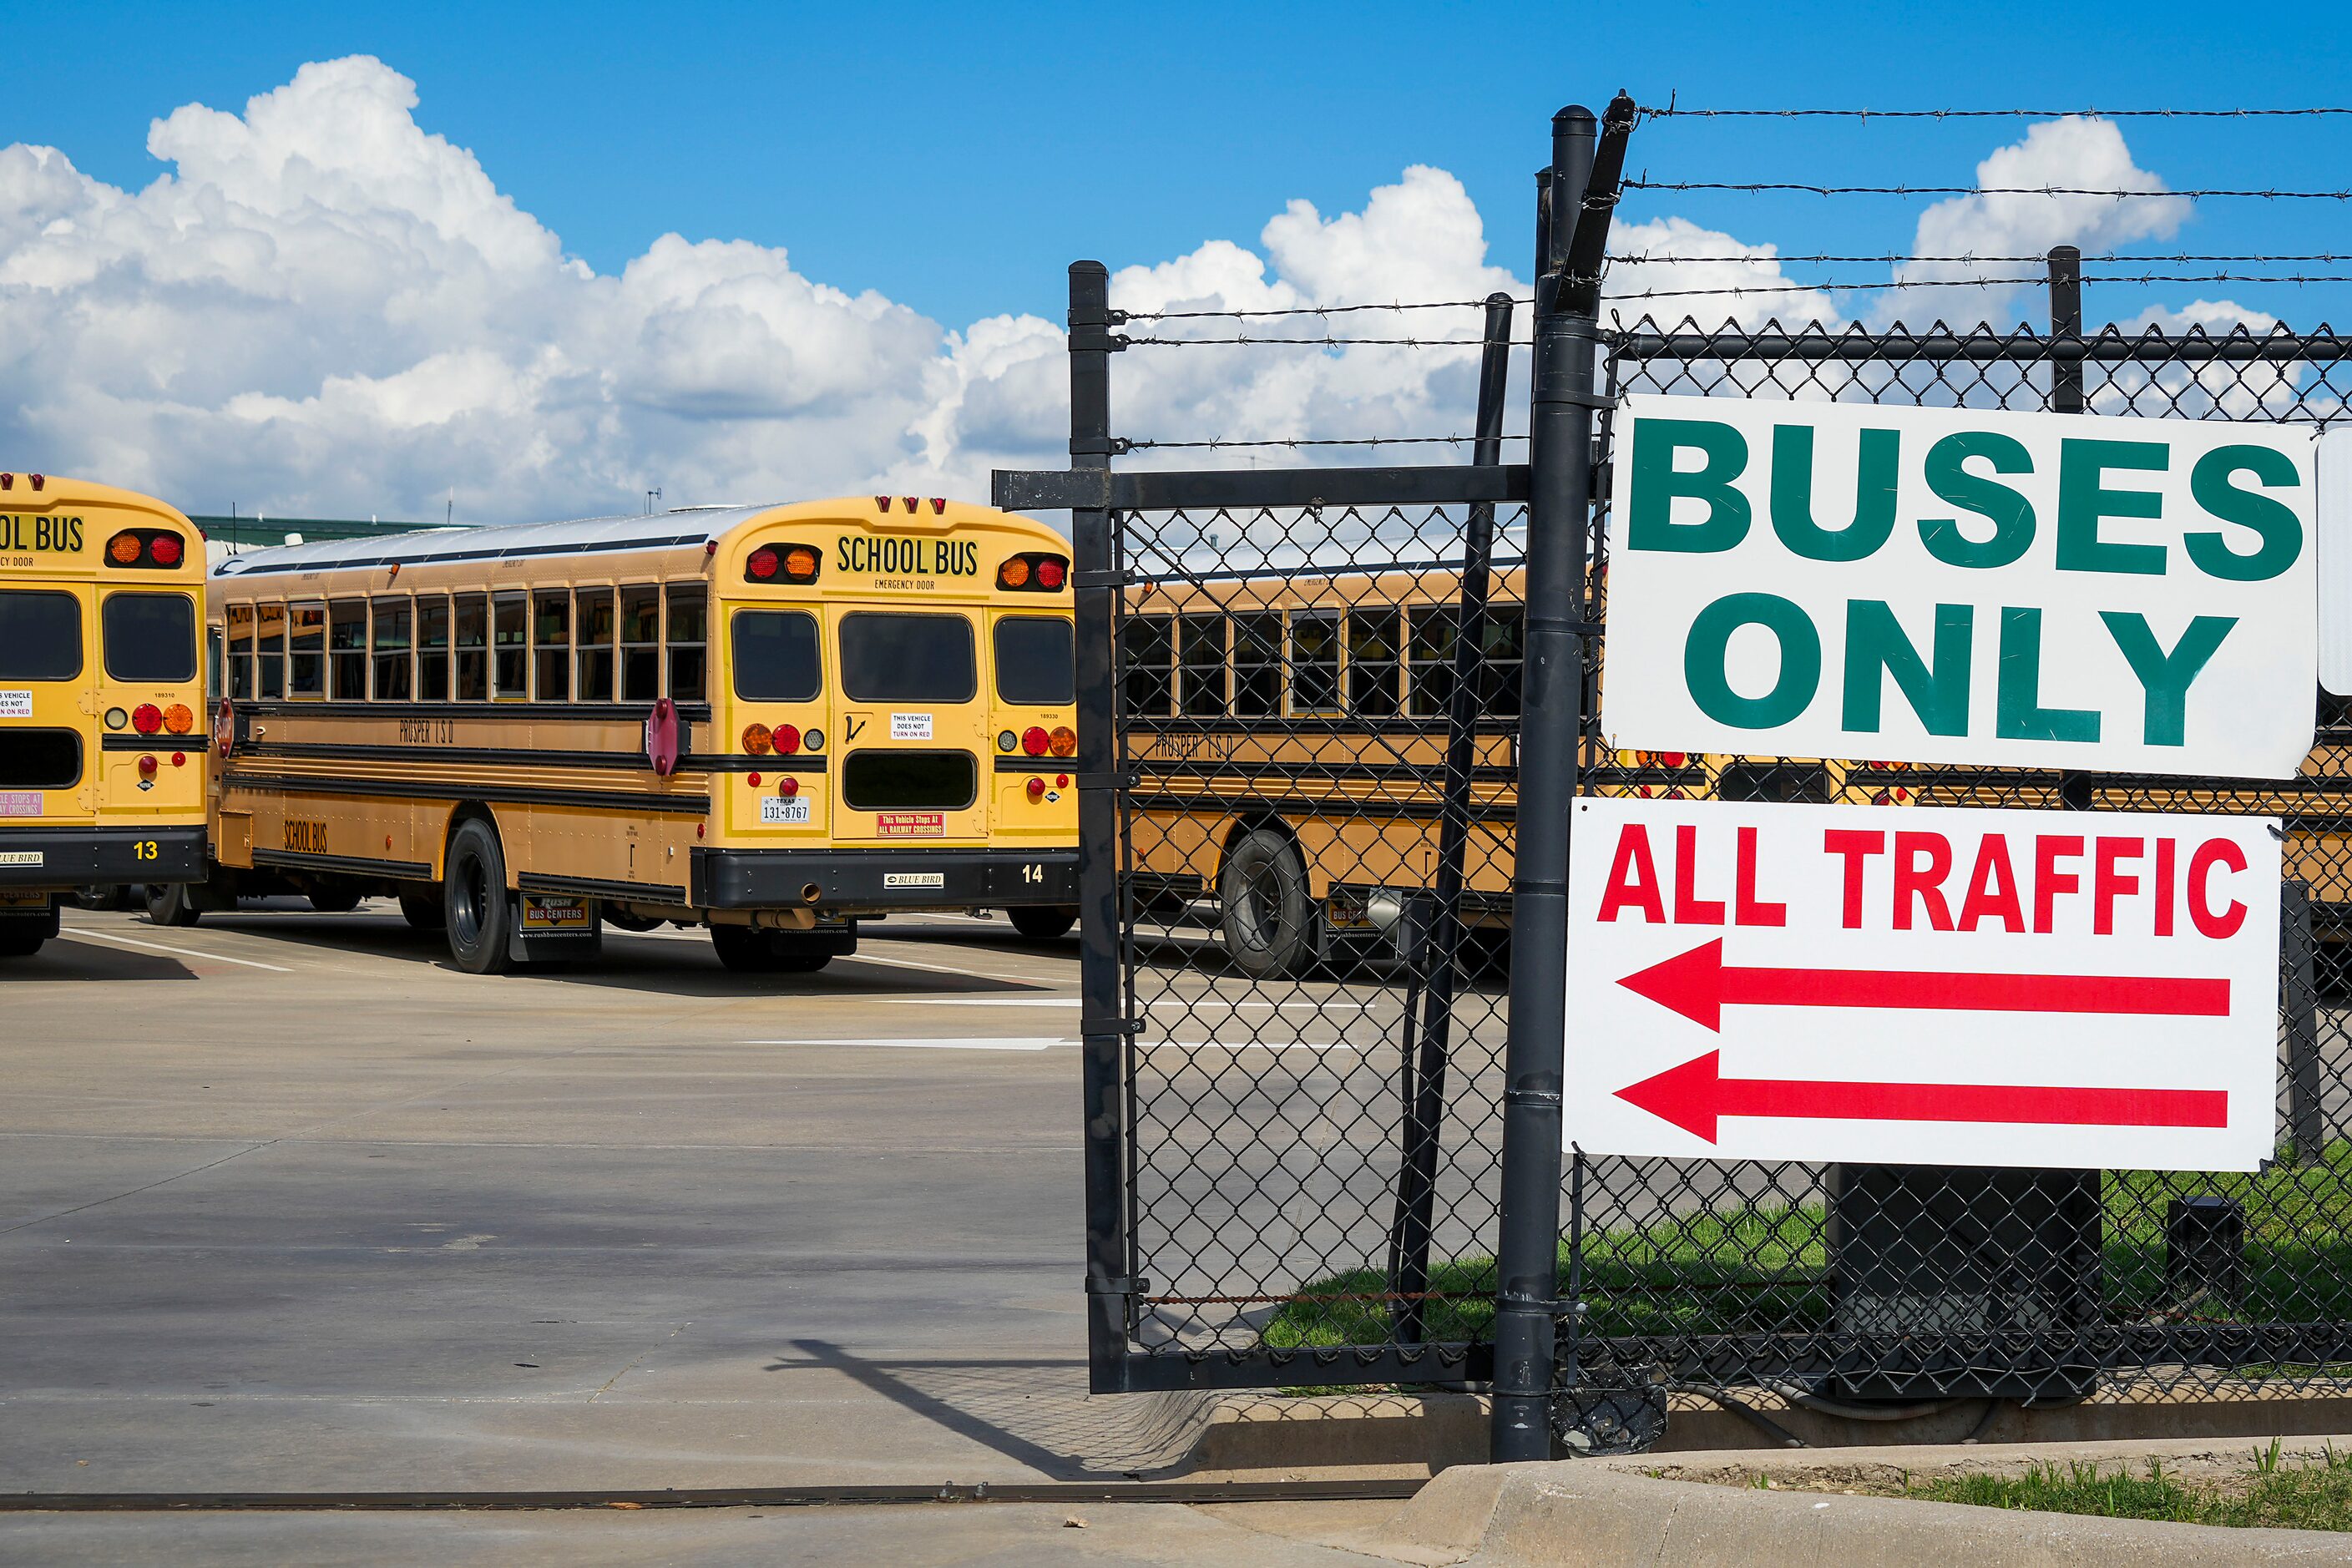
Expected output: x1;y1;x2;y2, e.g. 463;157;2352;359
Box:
7;0;2348;328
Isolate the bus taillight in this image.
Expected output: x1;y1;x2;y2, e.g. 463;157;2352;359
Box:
742;723;773;755
748;548;778;580
780;776;798;797
773;725;802;756
1049;726;1076;758
781;547;819;582
1021;726;1050;756
1036;558;1066;589
163;703;194;734
1026;776;1045;800
104;529;185;569
997;553;1069;593
749;544;820;584
149;534;183;566
132;703;162;735
137;754;158;779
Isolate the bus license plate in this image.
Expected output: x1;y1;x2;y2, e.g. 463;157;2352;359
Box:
520;894;590;930
761;797;812;825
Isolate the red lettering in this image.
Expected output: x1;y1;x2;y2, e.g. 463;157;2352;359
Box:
1597;824;1667;923
1734;826;1786;928
2033;834;2084;934
1823;829;1885;930
2092;837;2143;937
1957;835;2024;933
1892;832;1955;932
2154;837;2176;936
1673;823;1725;926
2188;837;2248;939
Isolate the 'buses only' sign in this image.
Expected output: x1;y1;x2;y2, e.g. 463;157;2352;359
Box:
1601;394;2318;777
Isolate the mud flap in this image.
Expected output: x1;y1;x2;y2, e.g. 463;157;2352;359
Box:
507;893;603;964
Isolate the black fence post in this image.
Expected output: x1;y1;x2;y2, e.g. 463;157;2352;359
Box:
1388;291;1517;1344
1491;101;1607;1464
2049;245;2095;812
1069;260;1134;1394
2284;880;2324;1163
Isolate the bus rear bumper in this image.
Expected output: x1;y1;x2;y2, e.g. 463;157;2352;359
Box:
693;847;1080;911
0;825;206;888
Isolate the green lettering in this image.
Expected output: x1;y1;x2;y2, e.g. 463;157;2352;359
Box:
1842;599;1973;736
2056;438;2167;575
1995;607;2100;743
1769;424;1899;562
1920;430;2036;569
2185;443;2303;581
2100;611;2235;746
1684;593;1821;730
1627;417;1750;553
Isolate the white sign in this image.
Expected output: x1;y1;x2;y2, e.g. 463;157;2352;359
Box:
760;796;812;825
883;872;946;888
2319;427;2352;695
1565;796;2279;1171
0;690;30;717
891;712;933;741
1602;394;2317;777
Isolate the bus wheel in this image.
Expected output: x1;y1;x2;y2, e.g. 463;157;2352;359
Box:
0;926;44;958
397;889;447;931
443;818;515;975
145;882;203;928
711;925;833;974
1007;905;1077;941
307;884;363;914
1218;828;1316;979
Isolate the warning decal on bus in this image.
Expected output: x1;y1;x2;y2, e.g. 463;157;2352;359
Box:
890;713;933;740
0;792;39;817
0;690;30;717
877;812;944;837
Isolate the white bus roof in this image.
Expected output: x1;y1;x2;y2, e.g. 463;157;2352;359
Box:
210;505;779;581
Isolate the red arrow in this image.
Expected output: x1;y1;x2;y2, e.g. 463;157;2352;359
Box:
1614;1050;2229;1143
1616;938;2229;1032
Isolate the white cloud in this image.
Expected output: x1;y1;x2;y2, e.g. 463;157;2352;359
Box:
1604;217;1844;331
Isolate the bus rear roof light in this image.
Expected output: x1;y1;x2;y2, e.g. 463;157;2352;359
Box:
705;539;719;555
28;473;41;491
874;495;892;512
902;497;918;513
0;474;11;490
929;498;945;514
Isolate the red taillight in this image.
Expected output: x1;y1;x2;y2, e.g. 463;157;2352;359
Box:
136;754;158;778
162;703;194;734
773;724;802;756
1056;772;1070;788
1021;726;1049;756
748;771;762;787
780;776;798;797
1036;557;1066;589
748;548;779;579
995;552;1070;593
741;723;773;755
1025;776;1045;800
149;533;183;566
1048;725;1076;758
132;703;162;735
171;751;186;767
1659;751;1686;769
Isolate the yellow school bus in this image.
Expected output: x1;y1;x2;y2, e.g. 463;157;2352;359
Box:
1120;563;1889;975
0;475;208;957
184;497;1079;973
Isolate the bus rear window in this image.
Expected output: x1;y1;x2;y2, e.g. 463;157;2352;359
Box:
103;593;196;684
842;749;979;812
840;613;975;703
994;617;1074;706
0;729;80;789
731;611;822;703
0;591;83;681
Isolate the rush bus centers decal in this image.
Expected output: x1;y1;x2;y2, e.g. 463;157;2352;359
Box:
1601;395;2319;777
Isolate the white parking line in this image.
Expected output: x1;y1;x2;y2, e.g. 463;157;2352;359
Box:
58;927;295;972
740;1037;1066;1051
900;997;1080;1007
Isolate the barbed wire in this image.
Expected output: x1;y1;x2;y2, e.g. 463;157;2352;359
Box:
1638;104;2352;120
1119;433;1532;451
1608;251;2352;266
1118;298;1520;322
1121;334;1533;348
1601;273;2352;301
1625;180;2352;200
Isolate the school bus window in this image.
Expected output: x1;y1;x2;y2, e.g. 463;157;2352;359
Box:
531;589;569;701
493;591;528;699
1407;606;1456;718
839;611;975;703
1233;612;1281;717
1476;607;1525;717
372;597;412;701
207;626;225;702
994;615;1074;706
103;593;196;684
665;584;707;701
0;728;79;790
453;593;488;701
0;589;83;681
328;598;367;699
1348;609;1401;716
575;587;615;701
1180;615;1227;716
618;585;661;702
256;604;286;699
730;609;822;703
1290;610;1341;715
842;749;979;812
289;601;326;697
227;603;255;699
1121;615;1172;716
415;594;450;701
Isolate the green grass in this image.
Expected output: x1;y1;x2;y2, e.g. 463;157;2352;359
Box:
1263;1143;2352;1351
1832;1445;2352;1531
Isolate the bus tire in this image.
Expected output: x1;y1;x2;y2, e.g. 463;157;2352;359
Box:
306;883;363;913
145;882;203;928
1218;827;1317;979
397;889;447;931
1007;905;1077;941
443;817;516;975
711;925;834;974
0;929;43;958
